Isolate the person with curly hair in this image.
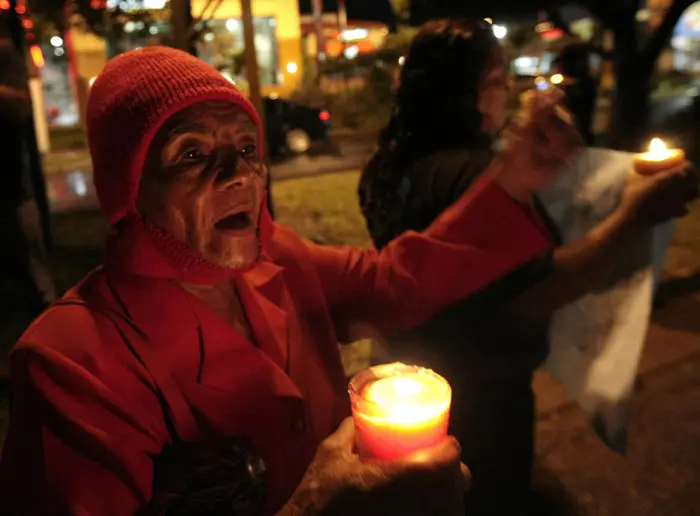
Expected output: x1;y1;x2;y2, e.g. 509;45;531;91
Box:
359;18;696;516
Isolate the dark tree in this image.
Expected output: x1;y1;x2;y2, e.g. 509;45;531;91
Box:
575;0;695;150
398;0;696;151
0;3;56;328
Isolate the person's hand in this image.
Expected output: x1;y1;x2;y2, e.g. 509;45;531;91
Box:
620;161;699;227
497;87;583;203
281;418;470;516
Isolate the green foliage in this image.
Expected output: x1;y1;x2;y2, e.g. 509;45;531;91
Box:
290;26;418;131
290;62;395;131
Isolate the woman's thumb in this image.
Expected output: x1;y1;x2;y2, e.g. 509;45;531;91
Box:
324;417;357;451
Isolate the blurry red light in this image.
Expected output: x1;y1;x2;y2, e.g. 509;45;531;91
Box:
0;0;10;10
319;110;331;121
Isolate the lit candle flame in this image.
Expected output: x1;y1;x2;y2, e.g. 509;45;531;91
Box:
649;138;667;155
363;374;450;426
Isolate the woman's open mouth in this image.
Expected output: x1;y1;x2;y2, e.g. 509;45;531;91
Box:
215;211;254;234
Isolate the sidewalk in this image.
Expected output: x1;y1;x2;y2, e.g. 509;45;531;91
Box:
533;350;700;515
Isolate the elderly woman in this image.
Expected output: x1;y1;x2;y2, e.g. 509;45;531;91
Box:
0;47;579;515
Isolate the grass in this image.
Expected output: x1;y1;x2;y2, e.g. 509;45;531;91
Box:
272;172;371;248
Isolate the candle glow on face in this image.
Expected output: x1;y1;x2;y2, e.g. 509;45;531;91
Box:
350;363;452;460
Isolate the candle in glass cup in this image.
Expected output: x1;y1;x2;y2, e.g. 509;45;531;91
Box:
634;138;685;176
349;363;452;460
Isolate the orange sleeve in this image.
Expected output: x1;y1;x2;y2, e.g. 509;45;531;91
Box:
0;306;168;515
307;175;554;341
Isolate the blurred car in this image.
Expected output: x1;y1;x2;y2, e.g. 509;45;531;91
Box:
263;97;331;156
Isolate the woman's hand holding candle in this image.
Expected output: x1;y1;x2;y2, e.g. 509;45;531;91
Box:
281;418;469;516
634;138;686;176
620;158;698;227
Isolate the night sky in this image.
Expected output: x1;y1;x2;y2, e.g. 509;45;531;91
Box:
296;1;587;25
297;0;395;22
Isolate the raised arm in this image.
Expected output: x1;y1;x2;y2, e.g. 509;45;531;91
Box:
509;161;698;320
308;171;553;342
0;306;168;515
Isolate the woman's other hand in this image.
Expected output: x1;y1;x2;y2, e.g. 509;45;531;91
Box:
498;87;583;203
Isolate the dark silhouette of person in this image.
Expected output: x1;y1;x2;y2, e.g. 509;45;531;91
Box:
552;42;599;146
0;35;54;317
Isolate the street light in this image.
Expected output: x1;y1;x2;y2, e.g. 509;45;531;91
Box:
492;24;507;39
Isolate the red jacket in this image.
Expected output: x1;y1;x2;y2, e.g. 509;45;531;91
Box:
0;176;552;515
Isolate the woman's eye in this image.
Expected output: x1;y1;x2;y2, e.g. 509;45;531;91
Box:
240;144;257;157
180;148;205;162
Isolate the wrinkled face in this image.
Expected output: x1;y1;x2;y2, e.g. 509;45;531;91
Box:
478;49;510;134
138;101;267;270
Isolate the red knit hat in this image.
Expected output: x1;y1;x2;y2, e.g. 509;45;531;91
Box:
87;46;262;225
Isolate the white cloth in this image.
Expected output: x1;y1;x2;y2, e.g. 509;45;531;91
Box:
540;147;674;452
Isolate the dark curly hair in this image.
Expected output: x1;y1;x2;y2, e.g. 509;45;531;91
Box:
359;19;503;250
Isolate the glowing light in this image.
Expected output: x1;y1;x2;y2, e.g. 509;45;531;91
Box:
350;363;452;460
649;138;670;158
226;18;239;32
534;76;550;91
286;61;298;74
50;36;63;47
550;73;564;85
343;45;359;59
340;28;368;42
29;45;44;68
492;24;507;39
634;137;686;175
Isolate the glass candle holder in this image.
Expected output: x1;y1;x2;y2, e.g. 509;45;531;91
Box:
349;362;452;460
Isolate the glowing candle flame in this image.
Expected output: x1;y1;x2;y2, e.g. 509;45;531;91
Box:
649;137;667;154
363;373;450;426
350;363;452;459
635;137;685;175
644;138;676;162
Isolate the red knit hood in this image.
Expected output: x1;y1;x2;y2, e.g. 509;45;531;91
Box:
87;46;275;283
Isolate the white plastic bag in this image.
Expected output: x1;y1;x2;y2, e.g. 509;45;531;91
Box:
540;147;674;452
